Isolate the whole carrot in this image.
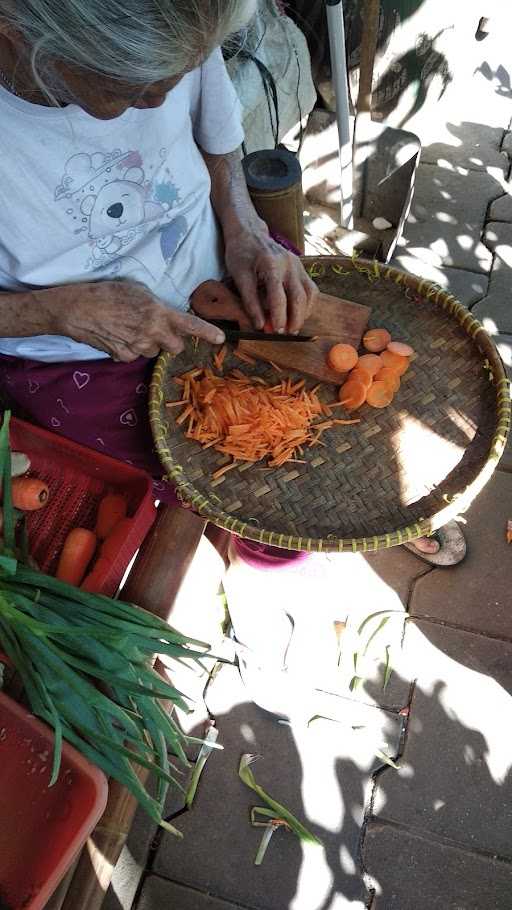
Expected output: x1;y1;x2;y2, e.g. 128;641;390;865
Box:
56;528;97;587
100;517;134;561
95;492;128;540
81;556;112;593
11;477;49;511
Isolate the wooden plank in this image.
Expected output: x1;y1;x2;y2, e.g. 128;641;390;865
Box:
58;503;206;910
191;281;370;384
239;292;370;383
121;503;206;620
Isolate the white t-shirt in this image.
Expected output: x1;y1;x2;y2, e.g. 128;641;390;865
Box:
0;49;244;362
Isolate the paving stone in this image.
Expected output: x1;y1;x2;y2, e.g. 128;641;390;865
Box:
373;620;512;857
364;821;512;910
483;220;512;299
489;191;512;222
399;165;500;274
484;219;512;256
472;292;512;335
421;122;507;173
103;797;159;910
503;131;512;158
392;253;488;307
138;876;248;910
409;472;512;637
153;663;397;910
361;547;431;607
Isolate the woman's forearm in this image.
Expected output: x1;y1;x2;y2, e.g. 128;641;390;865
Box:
201;146;317;333
202;148;268;242
0;281;224;361
0;287;64;338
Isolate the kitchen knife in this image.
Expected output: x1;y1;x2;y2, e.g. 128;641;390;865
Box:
211;320;314;343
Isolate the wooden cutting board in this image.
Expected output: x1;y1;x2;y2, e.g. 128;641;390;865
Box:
191;281;371;384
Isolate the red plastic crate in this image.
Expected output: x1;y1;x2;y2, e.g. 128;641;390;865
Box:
0;690;108;910
9;418;157;596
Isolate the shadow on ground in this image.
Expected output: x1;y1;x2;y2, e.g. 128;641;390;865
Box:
116;643;512;910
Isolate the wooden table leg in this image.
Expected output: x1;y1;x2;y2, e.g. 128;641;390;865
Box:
122;504;207;620
57;503;207;910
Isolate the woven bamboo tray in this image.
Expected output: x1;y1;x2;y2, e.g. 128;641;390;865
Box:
150;257;510;552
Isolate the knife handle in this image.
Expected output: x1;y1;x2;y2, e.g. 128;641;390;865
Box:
190;280;252;329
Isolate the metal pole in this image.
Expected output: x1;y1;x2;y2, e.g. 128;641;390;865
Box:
325;0;353;228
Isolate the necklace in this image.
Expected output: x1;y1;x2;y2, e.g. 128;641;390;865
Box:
0;67;18;97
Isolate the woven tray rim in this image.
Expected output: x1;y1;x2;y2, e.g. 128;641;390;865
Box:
149;256;511;552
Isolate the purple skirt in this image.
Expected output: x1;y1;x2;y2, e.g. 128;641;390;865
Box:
0;353;180;505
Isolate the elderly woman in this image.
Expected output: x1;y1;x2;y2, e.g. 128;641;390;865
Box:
0;0;317;484
0;0;458;568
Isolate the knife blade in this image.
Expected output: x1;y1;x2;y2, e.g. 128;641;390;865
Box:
210;320;314;343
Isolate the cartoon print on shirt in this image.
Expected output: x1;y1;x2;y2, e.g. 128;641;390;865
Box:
54;149;188;279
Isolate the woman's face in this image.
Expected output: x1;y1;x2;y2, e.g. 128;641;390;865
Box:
0;32;190;119
54;67;187;119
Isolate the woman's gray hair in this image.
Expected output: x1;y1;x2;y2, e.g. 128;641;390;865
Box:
1;0;257;98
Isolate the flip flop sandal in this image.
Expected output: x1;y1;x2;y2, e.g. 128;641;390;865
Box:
402;519;467;567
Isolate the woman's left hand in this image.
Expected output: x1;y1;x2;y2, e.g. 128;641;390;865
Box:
224;228;318;334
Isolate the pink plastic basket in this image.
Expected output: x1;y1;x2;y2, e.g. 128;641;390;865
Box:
0;690;108;910
9;417;156;595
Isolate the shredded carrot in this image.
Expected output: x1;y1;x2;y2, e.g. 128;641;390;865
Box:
168;367;359;469
212;460;240;480
182;368;203;380
165;400;185;408
176;404;193;425
214;345;228;371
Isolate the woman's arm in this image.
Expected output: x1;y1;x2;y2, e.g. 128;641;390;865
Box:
0;282;224;361
0;288;62;338
202;149;318;333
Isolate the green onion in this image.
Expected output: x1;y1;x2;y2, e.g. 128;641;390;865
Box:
239;754;322;849
0;412;218;833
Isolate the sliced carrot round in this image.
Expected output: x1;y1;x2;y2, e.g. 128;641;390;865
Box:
338;379;367;411
349;367;373;389
380;349;410;376
363;328;392;353
366;381;394;409
327;343;359;373
375;367;400;393
357;353;382;377
387;340;415;357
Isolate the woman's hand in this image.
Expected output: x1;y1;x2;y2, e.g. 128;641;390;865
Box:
224;228;318;334
47;280;225;362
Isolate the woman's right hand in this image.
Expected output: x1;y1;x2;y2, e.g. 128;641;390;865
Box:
46;279;225;362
